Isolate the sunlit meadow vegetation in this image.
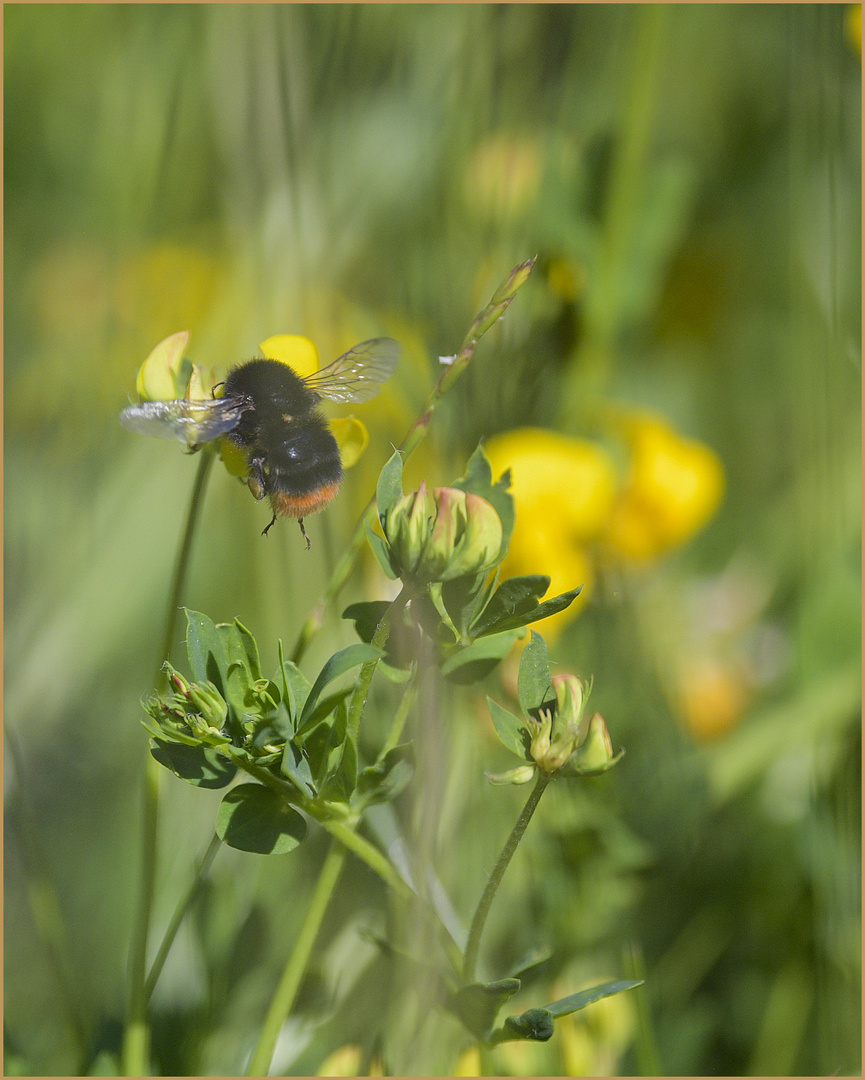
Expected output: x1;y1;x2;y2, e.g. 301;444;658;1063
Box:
5;5;860;1076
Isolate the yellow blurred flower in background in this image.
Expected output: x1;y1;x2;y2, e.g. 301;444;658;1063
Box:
485;413;724;640
601;410;724;564
485;428;617;637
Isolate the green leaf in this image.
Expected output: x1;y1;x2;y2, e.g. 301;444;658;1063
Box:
217;622;259;723
355;744;415;809
319;727;358;804
342;600;392;644
412;590;458;646
376;448;404;521
452;444;515;560
296;643;381;734
519;586;582;628
543;979;643;1018
150;740;237;788
297;688;353;736
440;631;521;685
184;609;228;689
440;571;496;639
366;528;399;579
471;577;582;637
278;657;312;730
487;697;531;760
469;575;549;637
216;783;307;854
447;979;522;1040
343;600;419;672
517;632;554;717
281;740;316;798
233;618;263;682
500;1008;554;1042
505;946;553;982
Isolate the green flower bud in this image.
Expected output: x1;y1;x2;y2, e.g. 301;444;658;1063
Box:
187;682;229;731
565;712;619;776
383;484;503;586
527;709;553;767
545;673;586;771
486;764;537;785
386;481;437;578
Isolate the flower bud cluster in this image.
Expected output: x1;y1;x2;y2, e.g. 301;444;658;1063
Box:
166;667;228;739
528;675;616;778
384;481;503;586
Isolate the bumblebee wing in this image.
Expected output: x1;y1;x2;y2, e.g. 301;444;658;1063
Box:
303;337;399;403
119;396;249;444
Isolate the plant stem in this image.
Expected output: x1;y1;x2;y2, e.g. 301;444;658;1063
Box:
144;832;222;1003
245;839;347;1077
346;587;410;741
159;450;217;674
379;666;417;758
122;449;215;1076
462;771;551;985
290;258;536;665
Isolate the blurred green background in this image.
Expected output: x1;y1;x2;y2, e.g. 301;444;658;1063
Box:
4;4;860;1076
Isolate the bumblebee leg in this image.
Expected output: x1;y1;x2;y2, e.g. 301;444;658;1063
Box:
247;457;267;501
298;518;311;549
261;512;278;537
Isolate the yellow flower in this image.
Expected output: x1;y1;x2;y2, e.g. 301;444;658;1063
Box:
675;653;751;741
602;411;724;564
485;428;617;637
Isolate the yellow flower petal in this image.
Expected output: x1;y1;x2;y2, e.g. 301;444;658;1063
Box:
603;413;724;563
485;428;617;542
135;330;190;401
485;427;614;637
218;437;249;478
328;417;369;469
259;334;319;377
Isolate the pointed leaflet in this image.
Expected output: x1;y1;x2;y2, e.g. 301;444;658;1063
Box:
494;979;643;1044
216;783;307;854
366;528;399;579
518;632;555;717
487;697;531;760
543;979;643;1017
296;643;381;735
440;570;496;640
376;448;405;521
439;630;521;685
469;575;549;637
150;740;237;789
184;609;229;689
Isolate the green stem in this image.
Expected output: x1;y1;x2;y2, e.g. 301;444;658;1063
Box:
379;666;417;758
462;771;551;985
223;752;414;904
122;449;215;1076
315;818;413;904
159;450;217;674
290;259;536;665
346;587;410;741
246;839;347;1077
144;832;222;1003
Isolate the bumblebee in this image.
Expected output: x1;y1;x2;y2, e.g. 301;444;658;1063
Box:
120;337;398;544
